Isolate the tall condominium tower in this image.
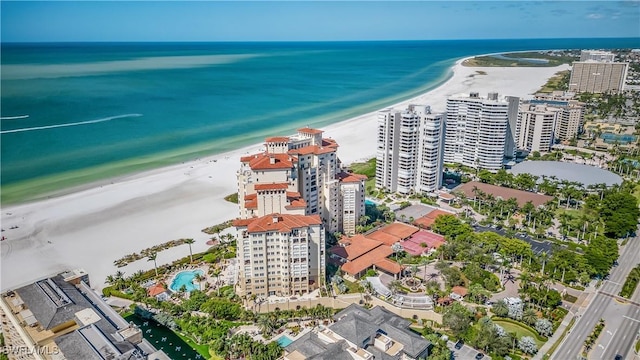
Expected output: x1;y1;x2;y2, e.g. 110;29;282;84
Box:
376;105;444;194
234;128;365;297
531;93;584;141
443;92;518;172
517;103;561;153
580;50;616;62
415;111;446;193
569;61;628;93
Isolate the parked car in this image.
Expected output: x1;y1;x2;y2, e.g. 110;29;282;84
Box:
454;340;464;350
614;355;622;360
475;353;484;360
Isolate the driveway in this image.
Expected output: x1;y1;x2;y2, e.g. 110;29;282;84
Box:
447;341;492;360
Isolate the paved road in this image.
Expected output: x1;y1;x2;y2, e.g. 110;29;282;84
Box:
551;235;640;360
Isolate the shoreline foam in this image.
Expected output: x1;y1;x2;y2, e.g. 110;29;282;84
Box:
0;56;570;292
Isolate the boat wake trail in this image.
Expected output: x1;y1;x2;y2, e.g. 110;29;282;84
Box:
0;115;30;120
0;114;142;134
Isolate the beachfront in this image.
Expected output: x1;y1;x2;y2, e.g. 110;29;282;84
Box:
0;58;570;292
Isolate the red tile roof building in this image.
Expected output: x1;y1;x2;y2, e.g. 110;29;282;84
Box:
235;127;366;297
401;230;446;256
234;213;325;297
454;181;554;207
413;209;452;229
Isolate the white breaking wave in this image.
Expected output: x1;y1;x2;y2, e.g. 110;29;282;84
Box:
0;115;30;120
0;114;142;134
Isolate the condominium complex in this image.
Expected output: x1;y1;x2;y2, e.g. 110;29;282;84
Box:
375;105;445;194
569;61;628;93
580;50;616;62
517;103;560;152
235;128;365;297
443;92;518;172
233;214;325;298
532;92;584;141
0;270;168;360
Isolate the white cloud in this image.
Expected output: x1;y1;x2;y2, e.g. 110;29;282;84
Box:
587;13;604;19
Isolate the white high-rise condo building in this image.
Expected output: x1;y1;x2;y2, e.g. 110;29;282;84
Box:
444;92;518;172
569;61;628;93
580;50;616;62
234;128;365;296
517;103;560;153
416;111;445;193
376;105;445;194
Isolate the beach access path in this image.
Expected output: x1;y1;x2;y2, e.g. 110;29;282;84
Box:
0;58;570;292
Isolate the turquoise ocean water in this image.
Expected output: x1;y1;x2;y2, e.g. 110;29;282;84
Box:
1;39;638;203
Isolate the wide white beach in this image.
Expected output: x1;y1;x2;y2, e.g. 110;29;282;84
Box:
0;58;570;291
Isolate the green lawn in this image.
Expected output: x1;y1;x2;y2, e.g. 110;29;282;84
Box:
124;314;209;359
493;319;545;348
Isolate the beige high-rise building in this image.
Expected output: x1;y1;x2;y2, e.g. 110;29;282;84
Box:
233;214;325;297
517;104;560;152
569;61;628;93
234;128;365;297
530;94;584;141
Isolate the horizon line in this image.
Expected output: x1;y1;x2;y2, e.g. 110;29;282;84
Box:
2;36;640;45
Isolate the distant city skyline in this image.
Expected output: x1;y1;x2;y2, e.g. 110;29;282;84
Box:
1;1;639;43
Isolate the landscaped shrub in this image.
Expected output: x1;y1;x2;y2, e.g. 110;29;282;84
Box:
518;336;538;354
535;318;553;337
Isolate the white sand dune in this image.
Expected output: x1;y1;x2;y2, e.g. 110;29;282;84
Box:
0;58;570;292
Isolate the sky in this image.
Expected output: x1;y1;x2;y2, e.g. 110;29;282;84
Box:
1;1;639;42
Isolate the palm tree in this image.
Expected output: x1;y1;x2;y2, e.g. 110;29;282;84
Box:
147;252;159;277
523;308;538;326
184;238;195;263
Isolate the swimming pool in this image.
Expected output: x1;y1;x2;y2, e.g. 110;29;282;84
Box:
276;335;294;347
365;199;376;206
169;269;204;293
601;133;636;144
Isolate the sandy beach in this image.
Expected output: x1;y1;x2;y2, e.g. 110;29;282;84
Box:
0;58;570;292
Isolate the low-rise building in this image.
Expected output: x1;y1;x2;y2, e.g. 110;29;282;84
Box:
283;304;431;360
0;270;168;360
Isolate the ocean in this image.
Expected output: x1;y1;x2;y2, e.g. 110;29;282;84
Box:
1;38;638;204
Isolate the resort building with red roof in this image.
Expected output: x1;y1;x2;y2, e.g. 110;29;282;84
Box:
235;127;366;297
233;213;324;297
329;222;445;279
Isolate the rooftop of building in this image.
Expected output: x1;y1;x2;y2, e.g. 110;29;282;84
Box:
454;181;554;208
335;172;367;183
509;161;623;187
329;304;431;359
340;245;394;276
265;136;290;143
240;152;297;170
401;230;446;256
7;272;162;360
297;127;324;135
232;213;322;233
412;209;453;229
254;182;291;190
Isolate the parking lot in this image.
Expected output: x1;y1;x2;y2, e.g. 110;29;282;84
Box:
447;341;491;360
474;225;553;255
